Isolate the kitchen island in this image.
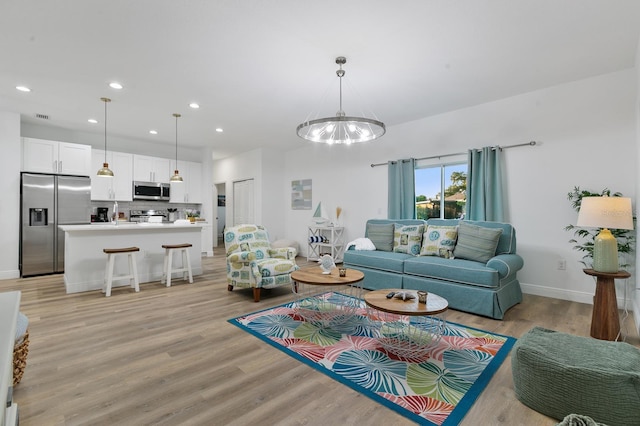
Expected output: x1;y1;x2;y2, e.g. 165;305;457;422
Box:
59;222;203;294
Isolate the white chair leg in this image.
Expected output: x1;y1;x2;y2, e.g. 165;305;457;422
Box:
184;248;193;283
161;249;168;284
105;254;115;297
130;253;140;292
166;249;173;287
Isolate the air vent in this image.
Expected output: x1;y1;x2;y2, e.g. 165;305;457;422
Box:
35;113;49;120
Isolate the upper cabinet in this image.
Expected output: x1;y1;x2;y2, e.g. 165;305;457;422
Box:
169;160;202;204
133;155;172;183
22;137;92;176
91;149;133;201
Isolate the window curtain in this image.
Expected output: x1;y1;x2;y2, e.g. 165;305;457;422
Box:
388;158;416;219
465;147;504;221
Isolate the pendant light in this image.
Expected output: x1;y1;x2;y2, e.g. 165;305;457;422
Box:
170;113;183;182
296;56;385;145
96;97;114;177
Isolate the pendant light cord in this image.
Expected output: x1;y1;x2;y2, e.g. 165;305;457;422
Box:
337;60;345;116
101;97;111;164
174;113;180;163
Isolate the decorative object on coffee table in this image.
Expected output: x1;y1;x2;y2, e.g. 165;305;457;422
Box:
319;254;335;274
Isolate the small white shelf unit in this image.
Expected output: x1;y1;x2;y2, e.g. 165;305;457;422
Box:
307;226;345;263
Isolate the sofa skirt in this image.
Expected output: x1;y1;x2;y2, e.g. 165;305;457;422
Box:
402;275;522;319
345;266;404;290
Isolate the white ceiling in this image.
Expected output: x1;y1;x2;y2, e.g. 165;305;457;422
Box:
1;0;639;160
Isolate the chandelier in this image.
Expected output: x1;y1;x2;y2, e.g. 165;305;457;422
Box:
296;56;385;144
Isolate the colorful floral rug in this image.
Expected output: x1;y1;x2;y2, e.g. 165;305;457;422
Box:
228;292;516;425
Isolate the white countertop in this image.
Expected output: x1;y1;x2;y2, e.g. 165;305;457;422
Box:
59;222;205;231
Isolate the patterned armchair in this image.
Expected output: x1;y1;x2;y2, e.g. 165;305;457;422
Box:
224;224;299;302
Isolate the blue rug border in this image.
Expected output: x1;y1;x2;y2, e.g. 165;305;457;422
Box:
227;297;516;426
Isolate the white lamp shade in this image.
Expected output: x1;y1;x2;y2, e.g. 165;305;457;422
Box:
576;197;634;230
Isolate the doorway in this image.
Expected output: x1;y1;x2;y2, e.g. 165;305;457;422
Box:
214;183;226;247
233;178;255;225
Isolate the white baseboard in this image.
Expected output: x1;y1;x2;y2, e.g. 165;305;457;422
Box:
522;281;639;335
0;269;20;280
521;282;594;305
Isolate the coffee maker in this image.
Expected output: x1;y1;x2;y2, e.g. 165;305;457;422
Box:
96;207;109;222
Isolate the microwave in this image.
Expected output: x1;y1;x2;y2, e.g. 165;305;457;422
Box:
133;181;170;201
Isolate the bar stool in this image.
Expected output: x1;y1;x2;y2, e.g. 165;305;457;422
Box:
161;243;193;287
102;247;140;297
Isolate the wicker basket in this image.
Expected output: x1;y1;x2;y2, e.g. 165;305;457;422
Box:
13;329;29;385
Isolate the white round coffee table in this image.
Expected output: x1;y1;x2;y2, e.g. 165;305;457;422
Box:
290;267;364;326
364;289;448;358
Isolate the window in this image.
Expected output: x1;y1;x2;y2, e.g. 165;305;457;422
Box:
415;163;467;219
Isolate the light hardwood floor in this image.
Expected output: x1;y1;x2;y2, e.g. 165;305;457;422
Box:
2;248;638;426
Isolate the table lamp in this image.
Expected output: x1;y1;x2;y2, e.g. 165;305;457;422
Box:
576;196;634;273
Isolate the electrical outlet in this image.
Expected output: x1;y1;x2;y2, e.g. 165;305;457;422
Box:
557;259;566;270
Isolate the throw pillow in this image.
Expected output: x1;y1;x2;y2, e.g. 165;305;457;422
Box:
453;221;503;263
393;224;425;255
366;223;395;252
420;225;458;258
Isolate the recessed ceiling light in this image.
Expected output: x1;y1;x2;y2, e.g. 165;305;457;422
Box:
16;86;31;92
149;130;158;135
109;82;123;89
215;128;223;133
189;103;200;109
88;119;98;124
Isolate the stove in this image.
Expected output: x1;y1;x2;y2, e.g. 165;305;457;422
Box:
129;209;168;223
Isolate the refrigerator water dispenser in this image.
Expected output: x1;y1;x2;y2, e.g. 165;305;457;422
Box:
29;208;48;226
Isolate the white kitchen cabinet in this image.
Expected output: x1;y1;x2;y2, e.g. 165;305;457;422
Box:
22;137;91;176
169;160;203;204
133;155;172;183
91;149;133;201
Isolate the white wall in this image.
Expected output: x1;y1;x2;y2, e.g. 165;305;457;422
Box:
634;36;640;332
281;69;637;307
0;110;21;278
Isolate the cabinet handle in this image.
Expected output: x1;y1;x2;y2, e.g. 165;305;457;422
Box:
53;160;57;172
58;160;62;172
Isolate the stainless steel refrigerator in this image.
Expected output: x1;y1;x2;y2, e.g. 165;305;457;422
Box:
20;173;91;277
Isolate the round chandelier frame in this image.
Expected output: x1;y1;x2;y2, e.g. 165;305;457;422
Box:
296;56;385;144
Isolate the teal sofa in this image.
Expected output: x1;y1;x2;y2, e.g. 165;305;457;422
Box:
343;219;524;319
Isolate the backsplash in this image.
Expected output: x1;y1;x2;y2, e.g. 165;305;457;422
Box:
90;200;201;221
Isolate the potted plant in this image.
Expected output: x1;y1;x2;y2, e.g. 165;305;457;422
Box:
565;186;635;268
185;209;200;223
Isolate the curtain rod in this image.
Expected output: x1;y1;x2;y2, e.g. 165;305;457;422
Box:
370;140;537;168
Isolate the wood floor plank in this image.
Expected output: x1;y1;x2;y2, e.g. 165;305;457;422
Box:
1;247;637;425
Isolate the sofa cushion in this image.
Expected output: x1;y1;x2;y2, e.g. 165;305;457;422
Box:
366;222;395;252
427;219;516;255
343;249;412;274
420;225;458;258
453;221;503;263
404;256;500;288
393;223;424;255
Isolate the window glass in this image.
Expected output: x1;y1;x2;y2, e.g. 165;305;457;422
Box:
415;163;467;219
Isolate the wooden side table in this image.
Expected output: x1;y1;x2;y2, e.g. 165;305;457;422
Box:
583;268;630;341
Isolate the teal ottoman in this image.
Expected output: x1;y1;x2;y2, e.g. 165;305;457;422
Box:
512;327;640;425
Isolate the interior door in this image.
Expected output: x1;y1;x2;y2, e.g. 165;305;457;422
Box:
233;179;254;226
